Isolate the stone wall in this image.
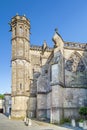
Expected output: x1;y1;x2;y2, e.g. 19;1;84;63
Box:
37;94;47;119
11;15;87;122
37;71;50;120
0;99;4;113
64;49;87;88
63;88;87;118
4;94;11;116
27;97;36;118
51;84;64;123
12;60;30;95
47;92;51;119
11;96;29;118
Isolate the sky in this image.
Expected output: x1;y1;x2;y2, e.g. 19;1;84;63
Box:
0;0;87;94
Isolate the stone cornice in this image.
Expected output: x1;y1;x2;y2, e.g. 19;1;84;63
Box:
11;36;29;42
30;45;53;52
11;58;30;63
37;89;52;94
11;15;30;27
64;42;87;51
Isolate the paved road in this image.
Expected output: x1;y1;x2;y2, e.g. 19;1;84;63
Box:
0;113;72;130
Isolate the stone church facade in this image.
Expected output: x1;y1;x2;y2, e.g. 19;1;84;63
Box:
10;15;87;123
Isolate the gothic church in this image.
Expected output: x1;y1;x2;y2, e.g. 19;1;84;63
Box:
10;15;87;123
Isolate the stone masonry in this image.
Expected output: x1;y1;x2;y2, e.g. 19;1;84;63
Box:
10;14;87;123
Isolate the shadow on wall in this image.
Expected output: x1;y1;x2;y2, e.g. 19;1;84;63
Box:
65;51;87;88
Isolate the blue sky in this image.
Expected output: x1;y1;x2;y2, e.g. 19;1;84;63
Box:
0;0;87;94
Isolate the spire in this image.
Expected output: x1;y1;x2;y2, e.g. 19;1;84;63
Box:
55;28;58;34
42;40;47;54
16;13;19;16
43;40;47;49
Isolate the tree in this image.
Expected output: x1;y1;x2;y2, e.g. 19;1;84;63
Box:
0;94;4;99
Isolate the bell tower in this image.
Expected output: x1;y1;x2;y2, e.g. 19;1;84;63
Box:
10;14;30;118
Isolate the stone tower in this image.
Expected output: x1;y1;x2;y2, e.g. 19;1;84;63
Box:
10;14;30;118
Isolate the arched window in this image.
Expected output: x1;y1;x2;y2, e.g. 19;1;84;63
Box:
65;52;85;72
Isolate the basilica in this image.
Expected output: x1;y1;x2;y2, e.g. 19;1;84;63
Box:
10;14;87;123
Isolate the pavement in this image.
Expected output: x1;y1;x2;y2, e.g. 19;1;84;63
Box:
0;113;82;130
61;124;83;130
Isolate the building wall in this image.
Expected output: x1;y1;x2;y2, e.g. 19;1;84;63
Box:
11;15;30;118
63;88;87;118
11;15;87;122
64;48;87;88
11;96;29;118
49;32;87;123
0;99;4;113
47;92;51;119
4;94;11;116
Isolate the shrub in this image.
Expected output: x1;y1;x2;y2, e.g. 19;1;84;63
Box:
79;107;87;119
0;94;4;99
79;119;84;122
60;118;70;124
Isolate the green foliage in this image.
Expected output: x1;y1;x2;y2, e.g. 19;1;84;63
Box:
60;118;70;124
0;94;4;99
79;107;87;116
79;119;84;122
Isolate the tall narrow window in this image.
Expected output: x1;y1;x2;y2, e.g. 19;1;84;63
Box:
20;83;22;90
19;26;23;35
25;29;27;37
50;66;52;81
13;27;16;36
14;28;16;35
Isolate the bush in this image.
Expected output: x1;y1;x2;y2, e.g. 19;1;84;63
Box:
79;107;87;119
79;119;84;122
0;94;4;99
60;118;70;124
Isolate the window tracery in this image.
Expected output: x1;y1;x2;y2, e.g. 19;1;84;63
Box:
65;53;85;72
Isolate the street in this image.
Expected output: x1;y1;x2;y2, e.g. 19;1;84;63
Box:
0;114;72;130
